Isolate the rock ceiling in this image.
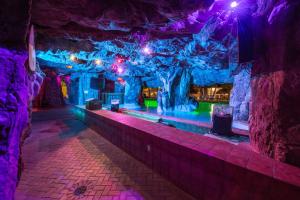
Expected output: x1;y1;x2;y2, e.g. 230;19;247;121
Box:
31;0;254;85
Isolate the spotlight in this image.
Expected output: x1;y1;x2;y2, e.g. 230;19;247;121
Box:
230;1;238;8
117;59;122;63
70;54;76;61
66;65;73;69
142;46;152;55
117;67;123;74
95;59;102;65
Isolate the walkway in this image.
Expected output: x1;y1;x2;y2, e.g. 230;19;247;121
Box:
15;107;196;200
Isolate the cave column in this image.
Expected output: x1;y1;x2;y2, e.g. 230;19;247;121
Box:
250;1;300;166
157;68;180;112
124;76;142;108
229;64;251;121
174;68;198;112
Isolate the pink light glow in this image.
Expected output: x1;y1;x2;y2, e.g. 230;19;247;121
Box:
142;46;152;55
117;67;123;73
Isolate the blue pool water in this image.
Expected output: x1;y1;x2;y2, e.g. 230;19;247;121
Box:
133;101;224;123
159;119;249;143
136;107;212;123
122;110;249;144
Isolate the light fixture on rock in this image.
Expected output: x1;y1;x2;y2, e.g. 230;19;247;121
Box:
95;59;102;65
70;54;76;61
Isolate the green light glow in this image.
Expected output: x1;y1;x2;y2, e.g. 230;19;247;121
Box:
144;99;158;108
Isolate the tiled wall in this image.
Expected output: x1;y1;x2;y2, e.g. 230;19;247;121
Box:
73;107;300;200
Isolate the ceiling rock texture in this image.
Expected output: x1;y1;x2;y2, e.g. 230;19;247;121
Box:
32;0;237;82
32;0;244;113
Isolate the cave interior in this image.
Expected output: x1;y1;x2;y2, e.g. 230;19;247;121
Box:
0;0;300;199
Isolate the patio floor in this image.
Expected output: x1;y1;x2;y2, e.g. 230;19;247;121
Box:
15;107;196;200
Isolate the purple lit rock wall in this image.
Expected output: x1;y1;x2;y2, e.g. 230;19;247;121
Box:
0;0;45;199
0;49;27;199
250;0;300;167
0;48;43;200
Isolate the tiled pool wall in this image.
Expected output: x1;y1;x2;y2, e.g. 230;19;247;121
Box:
73;106;300;200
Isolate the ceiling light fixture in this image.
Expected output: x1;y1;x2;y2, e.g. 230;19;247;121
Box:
70;54;76;61
142;46;152;55
230;1;238;8
117;67;124;74
95;59;102;65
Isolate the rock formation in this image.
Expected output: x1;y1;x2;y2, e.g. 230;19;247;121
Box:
0;48;43;200
0;1;44;199
250;0;300;167
230;63;251;121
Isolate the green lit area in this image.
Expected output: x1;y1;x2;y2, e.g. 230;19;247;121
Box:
192;102;227;114
144;99;158;108
143;100;227;114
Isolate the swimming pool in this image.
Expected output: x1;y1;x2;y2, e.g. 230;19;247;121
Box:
122;109;249;144
134;102;224;123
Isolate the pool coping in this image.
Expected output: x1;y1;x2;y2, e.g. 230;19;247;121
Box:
121;108;249;136
73;106;300;198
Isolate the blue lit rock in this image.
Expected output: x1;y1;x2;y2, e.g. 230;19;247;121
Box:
124;77;142;108
70;73;99;105
230;64;251;121
174;69;198;112
35;11;241;113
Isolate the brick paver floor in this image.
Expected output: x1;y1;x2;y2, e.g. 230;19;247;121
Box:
15;108;196;200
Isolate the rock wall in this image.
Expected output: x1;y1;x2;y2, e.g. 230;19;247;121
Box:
41;70;65;107
250;0;300;166
174;69;198;112
70;73;99;105
0;48;42;200
230;64;251;121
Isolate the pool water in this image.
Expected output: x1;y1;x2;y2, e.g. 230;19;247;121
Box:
159;119;249;144
122;110;249;144
159;119;210;134
135;102;225;123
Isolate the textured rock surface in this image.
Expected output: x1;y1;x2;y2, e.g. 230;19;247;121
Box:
32;0;238;89
0;0;30;47
31;0;214;40
250;0;300;167
0;49;28;200
230;64;251;121
42;70;65;107
124;76;142;107
0;1;43;199
69;72;99;105
31;0;243;112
